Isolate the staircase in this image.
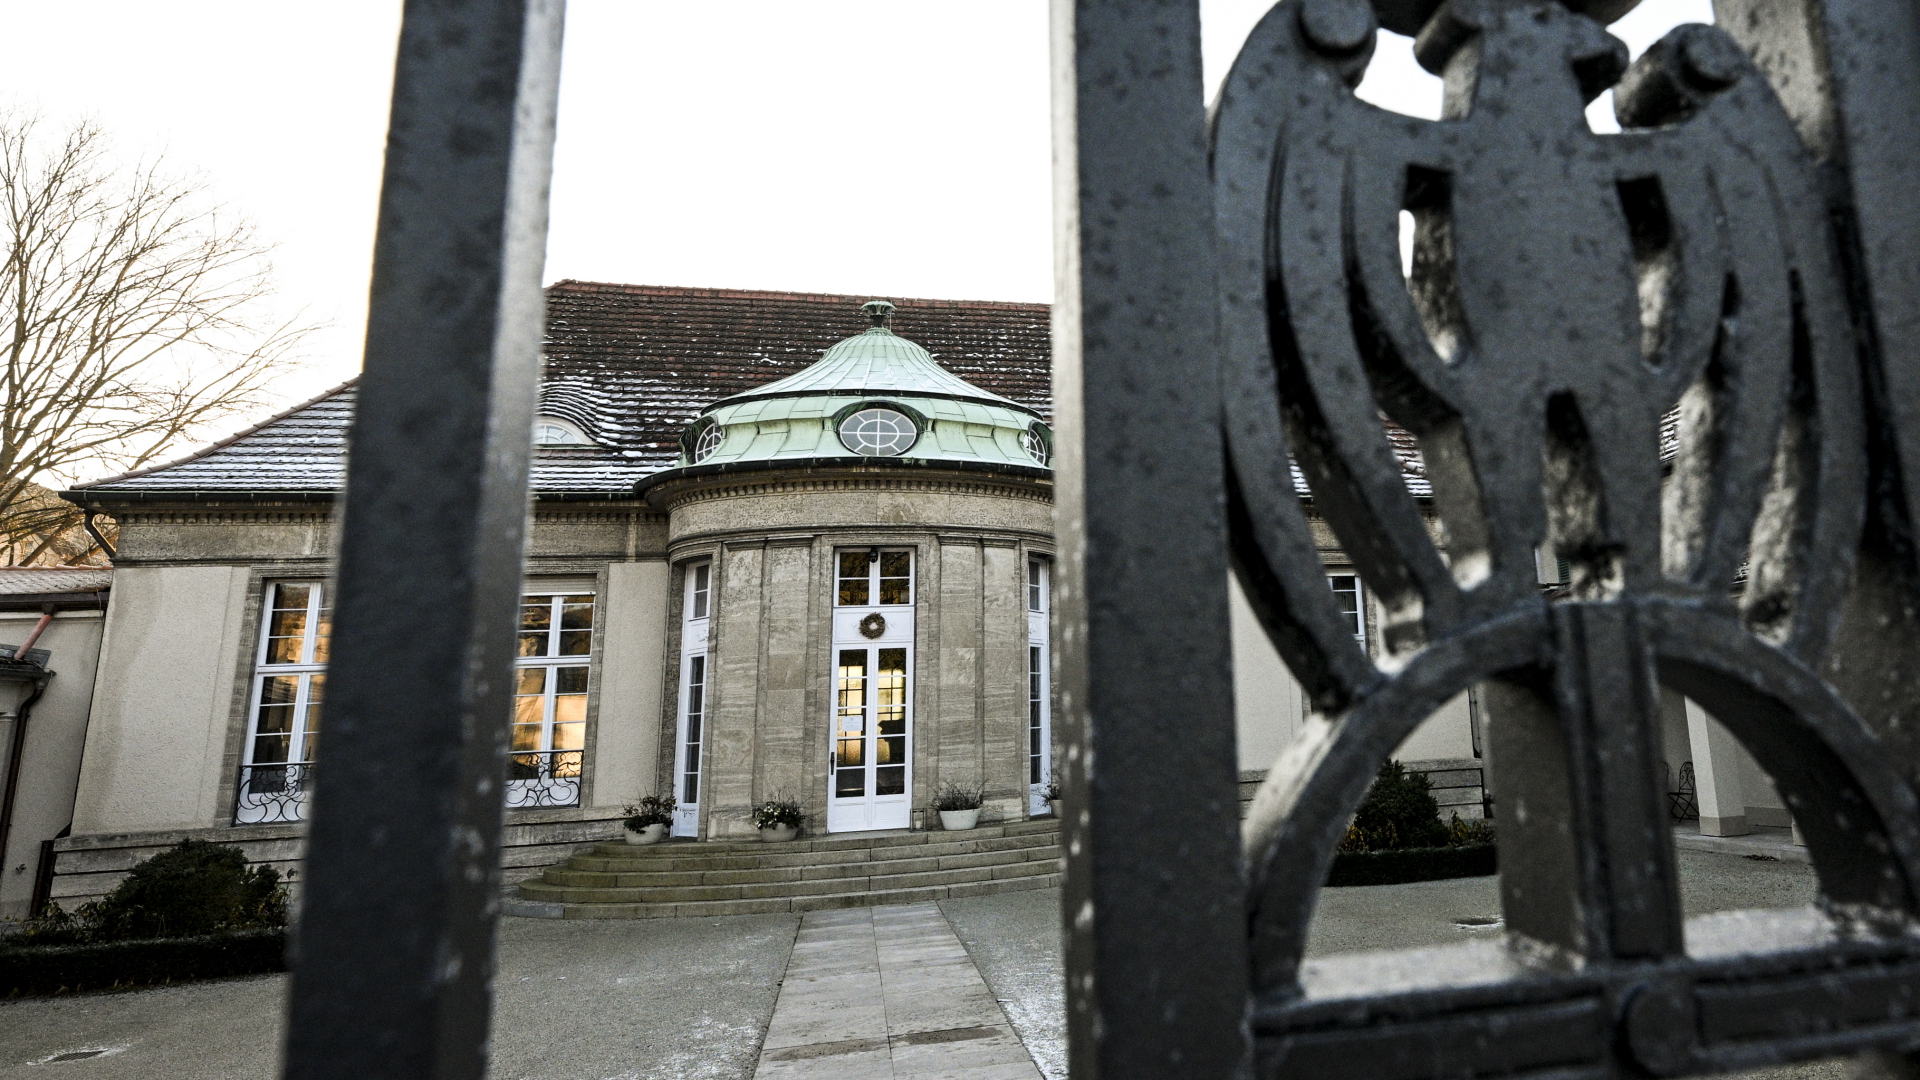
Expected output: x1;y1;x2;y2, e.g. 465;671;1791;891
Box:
508;819;1061;918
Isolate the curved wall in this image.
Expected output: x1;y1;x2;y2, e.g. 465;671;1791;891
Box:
651;466;1052;837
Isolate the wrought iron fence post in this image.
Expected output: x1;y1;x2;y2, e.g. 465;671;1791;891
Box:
1051;2;1250;1077
1718;0;1920;770
1720;6;1920;1073
280;2;563;1077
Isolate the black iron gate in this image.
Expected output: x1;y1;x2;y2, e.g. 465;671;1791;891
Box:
282;1;1920;1078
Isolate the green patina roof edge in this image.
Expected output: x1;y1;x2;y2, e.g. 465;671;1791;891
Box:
699;385;1046;420
635;456;1053;498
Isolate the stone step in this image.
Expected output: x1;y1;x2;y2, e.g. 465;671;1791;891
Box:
543;844;1062;891
518;868;1062;920
585;818;1059;859
568;829;1057;874
517;850;1061;905
509;819;1063;919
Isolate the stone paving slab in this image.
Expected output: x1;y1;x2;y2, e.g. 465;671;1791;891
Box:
752;902;1043;1080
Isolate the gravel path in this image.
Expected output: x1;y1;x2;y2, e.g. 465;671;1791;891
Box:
0;848;1850;1079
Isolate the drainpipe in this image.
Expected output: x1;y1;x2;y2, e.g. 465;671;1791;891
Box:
81;510;115;561
0;607;57;899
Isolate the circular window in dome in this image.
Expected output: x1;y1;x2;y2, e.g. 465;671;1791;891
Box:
1023;422;1051;466
691;421;724;463
838;408;918;457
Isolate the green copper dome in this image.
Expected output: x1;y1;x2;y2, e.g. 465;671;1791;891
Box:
670;300;1052;474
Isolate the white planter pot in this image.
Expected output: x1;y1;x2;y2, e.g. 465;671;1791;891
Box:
624;823;667;845
1048;799;1062;818
939;808;981;831
759;824;798;842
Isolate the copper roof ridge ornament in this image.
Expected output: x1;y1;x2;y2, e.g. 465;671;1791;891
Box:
861;298;895;330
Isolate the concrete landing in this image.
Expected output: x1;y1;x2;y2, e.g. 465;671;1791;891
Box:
1672;822;1809;864
753;903;1042;1080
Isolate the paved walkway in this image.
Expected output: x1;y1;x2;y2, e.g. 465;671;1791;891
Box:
753;904;1042;1080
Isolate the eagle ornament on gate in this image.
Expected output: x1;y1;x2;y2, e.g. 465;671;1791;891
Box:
1217;0;1920;1076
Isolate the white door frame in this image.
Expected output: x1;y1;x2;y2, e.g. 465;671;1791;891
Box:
827;547;915;833
672;561;711;836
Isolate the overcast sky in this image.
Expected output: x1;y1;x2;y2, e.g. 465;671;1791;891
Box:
0;0;1712;424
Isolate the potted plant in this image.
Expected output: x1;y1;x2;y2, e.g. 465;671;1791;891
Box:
1045;780;1062;818
933;781;985;831
752;797;803;842
622;794;675;845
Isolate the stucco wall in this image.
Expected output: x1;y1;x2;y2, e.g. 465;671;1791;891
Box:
1230;574;1478;771
587;560;669;809
72;565;252;834
1231;574;1303;774
0;611;106;920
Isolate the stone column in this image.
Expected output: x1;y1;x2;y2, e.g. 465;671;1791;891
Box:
981;541;1027;821
934;539;984;800
1684;697;1749;837
758;537;816;822
706;541;764;838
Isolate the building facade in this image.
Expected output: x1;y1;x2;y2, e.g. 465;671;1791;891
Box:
26;280;1707;912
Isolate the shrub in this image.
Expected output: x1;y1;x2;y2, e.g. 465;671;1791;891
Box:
752;797;804;830
1340;761;1451;853
931;781;985;812
16;840;287;946
1326;844;1497;887
623;794;676;832
0;929;287;996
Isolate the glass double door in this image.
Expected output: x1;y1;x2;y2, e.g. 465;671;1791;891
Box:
829;644;912;832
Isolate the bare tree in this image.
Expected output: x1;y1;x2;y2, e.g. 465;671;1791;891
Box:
0;111;310;564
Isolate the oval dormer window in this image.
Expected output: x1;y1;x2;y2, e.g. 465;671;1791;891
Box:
838;408;918;457
533;417;590;446
1023;422;1051;466
692;420;724;463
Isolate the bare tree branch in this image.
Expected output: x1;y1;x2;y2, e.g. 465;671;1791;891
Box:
0;111;312;562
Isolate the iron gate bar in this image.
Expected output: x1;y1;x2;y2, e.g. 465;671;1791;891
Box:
280;2;563;1078
1050;1;1251;1077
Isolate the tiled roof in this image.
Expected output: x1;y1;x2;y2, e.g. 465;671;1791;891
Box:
70;283;1055;500
710;325;1035;414
0;567;112;595
65;280;1443;502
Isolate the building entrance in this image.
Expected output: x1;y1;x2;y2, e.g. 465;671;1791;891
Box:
828;549;914;832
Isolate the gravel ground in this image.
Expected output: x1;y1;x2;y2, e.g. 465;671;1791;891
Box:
941;889;1067;1080
951;849;1833;1080
0;850;1851;1079
0;913;800;1080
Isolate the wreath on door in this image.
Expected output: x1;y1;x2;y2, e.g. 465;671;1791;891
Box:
859;613;887;639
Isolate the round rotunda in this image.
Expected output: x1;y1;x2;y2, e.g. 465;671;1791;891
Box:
638;301;1055;838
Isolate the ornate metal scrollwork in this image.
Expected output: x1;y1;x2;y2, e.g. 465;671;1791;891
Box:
234;762;316;825
503;750;582;809
1215;0;1920;1075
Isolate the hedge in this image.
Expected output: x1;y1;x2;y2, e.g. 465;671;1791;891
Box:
0;928;285;996
1326;842;1496;887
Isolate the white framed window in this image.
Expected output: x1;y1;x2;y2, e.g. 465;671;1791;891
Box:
1027;557;1052;814
508;592;595;807
836;548;913;606
234;582;597;823
235;581;330;824
689;561;711;620
673;560;711;836
1329;573;1365;644
838;408;918;457
533;416;591;445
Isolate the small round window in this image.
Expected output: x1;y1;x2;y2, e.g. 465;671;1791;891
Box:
1023;423;1051;466
691;421;724;463
838;408;918;457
